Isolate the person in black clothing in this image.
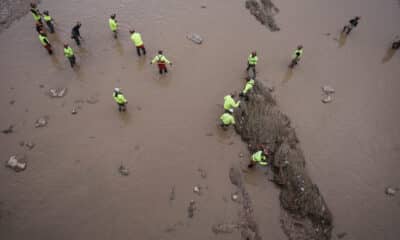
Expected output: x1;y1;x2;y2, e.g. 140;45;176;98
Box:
42;11;55;33
35;21;44;33
342;16;360;35
71;22;82;46
30;3;42;24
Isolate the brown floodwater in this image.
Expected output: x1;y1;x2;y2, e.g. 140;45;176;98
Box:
0;0;399;240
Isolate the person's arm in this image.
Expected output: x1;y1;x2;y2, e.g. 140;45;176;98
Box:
151;56;158;64
233;100;240;108
163;56;171;65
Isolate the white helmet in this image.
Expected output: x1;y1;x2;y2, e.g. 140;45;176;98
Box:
114;88;121;92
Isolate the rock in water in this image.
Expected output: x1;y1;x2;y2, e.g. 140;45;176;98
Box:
187;33;203;44
322;85;335;94
35;117;48;128
322;95;333;103
385;187;397;196
118;165;130;176
6;155;27;172
187;200;196;218
193;185;201;195
49;88;67;98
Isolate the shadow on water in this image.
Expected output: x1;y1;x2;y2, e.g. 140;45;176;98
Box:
73;65;85;81
119;110;132;125
381;47;396;63
115;39;124;56
50;54;63;70
338;32;347;48
137;55;147;71
282;67;294;84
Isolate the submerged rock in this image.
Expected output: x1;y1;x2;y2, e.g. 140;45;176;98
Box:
35;117;48;128
6;155;27;172
49;88;67;98
2;124;14;134
322;95;333;103
118;165;130;176
197;168;207;178
385;187;397;196
187;33;203;44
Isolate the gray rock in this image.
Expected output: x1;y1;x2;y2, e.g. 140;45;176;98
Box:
25;141;35;150
71;108;78;115
187;33;203;44
385;187;397;196
118;165;130;176
322;95;333;103
6;155;27;172
49;88;67;98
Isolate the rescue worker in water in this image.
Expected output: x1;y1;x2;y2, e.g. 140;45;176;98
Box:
151;50;172;75
113;88;128;112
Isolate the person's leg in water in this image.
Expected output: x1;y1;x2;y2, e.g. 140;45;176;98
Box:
45;44;53;55
113;30;118;39
141;46;146;55
46;21;55;33
73;36;81;46
392;41;400;50
68;56;76;68
289;57;299;68
136;46;141;56
118;103;126;112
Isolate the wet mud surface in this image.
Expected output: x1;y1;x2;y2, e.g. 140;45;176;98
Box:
234;83;332;240
245;0;280;31
0;0;400;240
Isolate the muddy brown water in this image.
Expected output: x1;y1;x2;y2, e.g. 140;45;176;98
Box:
0;0;399;240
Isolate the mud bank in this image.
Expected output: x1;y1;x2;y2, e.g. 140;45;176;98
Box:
0;0;36;33
245;0;280;31
234;82;333;240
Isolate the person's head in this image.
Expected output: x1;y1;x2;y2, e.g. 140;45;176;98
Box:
129;29;135;34
252;51;257;56
39;31;46;36
64;44;69;48
355;16;360;20
30;3;37;8
230;93;236;98
297;45;303;50
76;21;81;27
111;14;116;19
158;50;163;55
43;10;49;15
114;88;121;93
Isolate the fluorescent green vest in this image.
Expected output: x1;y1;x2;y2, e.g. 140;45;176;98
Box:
243;79;255;94
248;55;258;65
251;151;268;165
38;35;48;46
114;93;127;104
223;95;240;111
131;32;143;46
109;18;118;31
64;47;74;58
220;113;235;125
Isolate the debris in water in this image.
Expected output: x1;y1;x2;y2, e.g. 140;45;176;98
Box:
169;185;176;201
231;193;240;202
205;132;213;137
239;152;244;158
201;5;207;8
193;185;201;195
71;107;78;115
187;200;196;218
9;100;15;105
35;117;48;128
322;95;333;103
186;33;203;44
2;125;14;134
6;155;27;172
118;164;130;176
212;223;238;234
337;232;347;239
197;168;207;178
321;85;335;103
322;85;335;94
385;187;397;196
20;141;35;150
49;88;67;98
86;96;99;104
